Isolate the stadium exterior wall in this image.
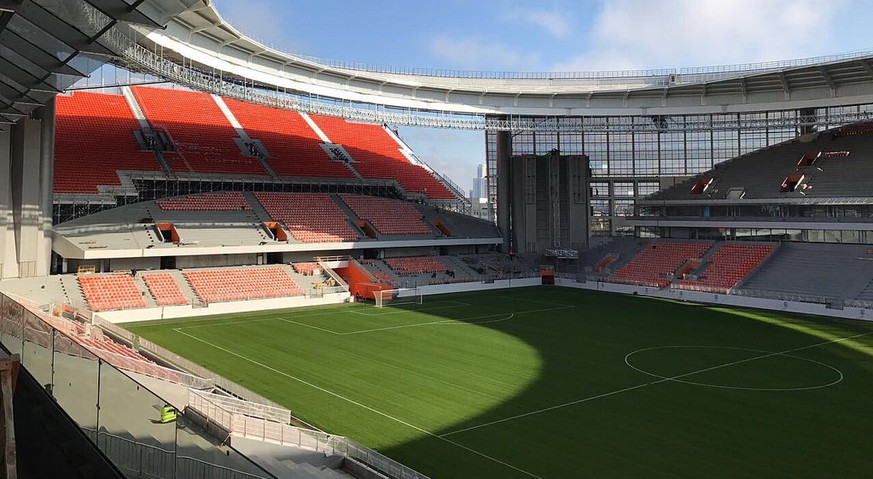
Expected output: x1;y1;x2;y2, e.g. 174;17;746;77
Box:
556;278;873;322
96;292;350;323
396;277;541;297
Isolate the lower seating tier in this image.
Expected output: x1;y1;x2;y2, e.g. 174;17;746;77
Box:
184;266;304;304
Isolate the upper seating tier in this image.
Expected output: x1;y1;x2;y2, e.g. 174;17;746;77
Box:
222;98;355;179
648;124;873;203
54;88;460;202
55;92;163;194
131;87;266;176
310;115;457;199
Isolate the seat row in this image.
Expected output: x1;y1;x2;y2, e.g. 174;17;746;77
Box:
141;272;189;306
255;192;360;242
54;88;459;201
157;192;252;211
609;242;714;288
292;262;322;276
680;244;776;292
340;194;434;235
384;256;449;276
184;267;304;304
79;274;147;312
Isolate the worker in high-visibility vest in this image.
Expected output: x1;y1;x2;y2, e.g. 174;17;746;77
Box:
160;405;177;423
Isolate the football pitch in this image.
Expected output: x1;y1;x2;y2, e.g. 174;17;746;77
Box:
127;287;873;478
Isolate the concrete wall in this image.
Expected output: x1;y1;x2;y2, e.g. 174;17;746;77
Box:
556;278;873;322
381;247;440;258
509;155;588;253
107;258;161;271
0;128;16;279
396;277;541;297
97;292;351;323
175;254;258;269
10;119;44;278
0;113;54;279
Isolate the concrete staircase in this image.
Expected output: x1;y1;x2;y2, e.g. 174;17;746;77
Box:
330;194;370;238
165;270;200;305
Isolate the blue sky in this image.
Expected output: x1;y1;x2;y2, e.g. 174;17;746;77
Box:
212;0;873;194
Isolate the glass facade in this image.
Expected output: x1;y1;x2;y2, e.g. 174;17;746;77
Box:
485;104;873;233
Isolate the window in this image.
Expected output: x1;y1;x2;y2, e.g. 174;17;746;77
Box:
613;199;635;217
590;199;610;217
590;182;609;197
614;182;635;197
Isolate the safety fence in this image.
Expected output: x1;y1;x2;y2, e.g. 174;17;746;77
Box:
188;390;430;479
0;291;279;479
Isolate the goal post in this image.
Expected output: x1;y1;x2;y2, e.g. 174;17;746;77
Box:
373;288;423;308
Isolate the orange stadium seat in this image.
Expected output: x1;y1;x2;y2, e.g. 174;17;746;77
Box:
609;241;713;288
78;274;147;312
311;115;457;199
255;192;359;243
157;192;251;211
55;92;163;193
681;244;776;292
340;194;434;235
184;267;304;303
141;272;189;306
223;98;356;179
131;87;266;175
384;257;448;276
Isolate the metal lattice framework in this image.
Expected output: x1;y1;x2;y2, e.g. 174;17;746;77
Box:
96;30;873;132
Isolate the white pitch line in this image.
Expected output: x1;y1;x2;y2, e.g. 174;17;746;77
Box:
440;330;873;438
334;313;514;335
279;305;573;336
350;300;473;317
172;328;542;479
176;306;367;331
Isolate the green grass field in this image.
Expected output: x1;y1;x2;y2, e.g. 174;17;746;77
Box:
127;287;873;478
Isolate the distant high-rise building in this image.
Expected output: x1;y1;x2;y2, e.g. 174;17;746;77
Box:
471;164;487;199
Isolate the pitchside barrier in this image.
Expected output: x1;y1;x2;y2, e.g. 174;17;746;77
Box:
188;389;430;479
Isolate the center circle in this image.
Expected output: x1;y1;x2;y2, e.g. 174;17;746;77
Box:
624;345;843;391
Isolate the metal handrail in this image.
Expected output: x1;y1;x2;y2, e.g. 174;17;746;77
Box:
188;391;430;479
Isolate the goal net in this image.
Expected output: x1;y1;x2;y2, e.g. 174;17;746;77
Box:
373;288;423;308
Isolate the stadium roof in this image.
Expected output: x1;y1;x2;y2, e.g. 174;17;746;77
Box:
107;0;873;127
10;1;873;128
0;0;197;123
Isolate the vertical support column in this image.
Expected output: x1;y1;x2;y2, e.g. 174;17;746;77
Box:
0;128;15;279
10;118;43;278
495;129;512;253
33;99;55;276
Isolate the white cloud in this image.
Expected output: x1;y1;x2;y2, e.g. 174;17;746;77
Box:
430;35;540;70
554;0;845;72
213;0;298;53
507;7;573;38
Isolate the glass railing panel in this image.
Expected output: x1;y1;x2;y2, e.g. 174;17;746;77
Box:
0;295;25;354
22;311;53;386
97;364;176;479
52;332;100;435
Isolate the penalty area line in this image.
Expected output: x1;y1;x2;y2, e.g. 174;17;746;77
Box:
171;328;543;479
